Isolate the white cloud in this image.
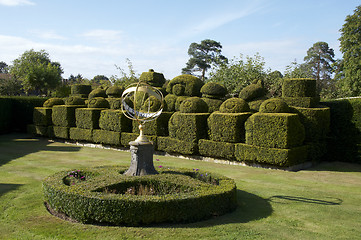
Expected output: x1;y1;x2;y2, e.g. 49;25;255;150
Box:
0;0;35;6
81;29;124;44
29;30;67;40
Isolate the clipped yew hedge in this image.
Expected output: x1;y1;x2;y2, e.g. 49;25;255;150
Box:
43;166;237;226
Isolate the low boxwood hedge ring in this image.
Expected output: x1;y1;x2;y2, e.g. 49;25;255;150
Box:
43;166;237;226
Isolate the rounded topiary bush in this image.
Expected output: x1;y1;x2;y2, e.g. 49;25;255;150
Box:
259;98;290;113
166;74;203;96
219;98;250;113
141;96;162;112
172;84;185;96
89;88;107;99
106;86;124;98
43;166;237;226
201;82;227;99
139;69;166;87
180;97;208;113
43;98;64;107
65;96;86;106
239;80;266;101
71;84;92;97
164;94;178;112
88;97;110;108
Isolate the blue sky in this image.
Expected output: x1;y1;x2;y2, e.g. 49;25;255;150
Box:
0;0;359;80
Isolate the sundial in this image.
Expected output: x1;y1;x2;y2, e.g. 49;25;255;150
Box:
121;81;164;176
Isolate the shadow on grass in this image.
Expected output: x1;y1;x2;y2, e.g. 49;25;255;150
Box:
308;161;361;173
0;183;23;198
0;133;81;167
268;195;343;205
156;189;273;228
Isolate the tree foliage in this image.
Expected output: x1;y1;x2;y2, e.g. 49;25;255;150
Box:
0;61;9;73
10;49;63;95
303;41;335;95
110;58;139;88
338;5;361;97
182;39;228;80
208;53;270;95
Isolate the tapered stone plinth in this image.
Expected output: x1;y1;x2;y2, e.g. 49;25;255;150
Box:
123;141;159;176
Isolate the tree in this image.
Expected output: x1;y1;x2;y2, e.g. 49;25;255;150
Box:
91;75;110;88
10;49;63;95
303;42;335;94
338;5;361;97
182;39;228;80
0;74;22;96
0;61;9;73
110;58;139;88
283;60;313;79
208;53;270;95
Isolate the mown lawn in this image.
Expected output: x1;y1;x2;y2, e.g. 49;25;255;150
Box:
0;133;360;240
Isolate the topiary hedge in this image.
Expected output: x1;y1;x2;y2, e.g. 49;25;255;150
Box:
43;166;237;226
180;97;208;113
33;107;52;126
166;74;204;97
259;98;290;113
75;108;104;129
43;98;64;107
245;113;305;149
139;69;166;87
200;82;227;99
99;109;132;133
282;78;316;98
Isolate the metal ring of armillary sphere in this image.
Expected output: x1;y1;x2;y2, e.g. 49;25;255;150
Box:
121;81;164;143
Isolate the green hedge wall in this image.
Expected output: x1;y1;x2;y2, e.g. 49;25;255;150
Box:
199;139;235;160
157;136;198;155
235;143;309;167
245;113;305;149
33;107;52;126
322;99;361;163
208;112;251;143
52;105;84;127
282;78;317;98
168;112;209;143
93;129;121;146
132;112;173;136
69;127;93;142
75;108;104;129
99;109;132;133
0;98;13;134
48;126;69;139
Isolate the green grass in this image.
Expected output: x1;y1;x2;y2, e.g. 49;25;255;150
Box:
1;133;361;240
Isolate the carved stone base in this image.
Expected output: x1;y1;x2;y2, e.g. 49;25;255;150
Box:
123;141;159;176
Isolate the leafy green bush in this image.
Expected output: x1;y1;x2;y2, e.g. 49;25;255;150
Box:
208;112;251;143
132;112;173;136
71;84;92;98
88;88;107;99
180;97;208;113
199;139;235;160
139;69;166;87
48;126;69;139
166;74;203;97
169;112;209;143
87;97;110;108
43;166;237;225
219;98;250;113
200;82;227;99
52;105;83;127
65;96;86;106
69;127;93;142
99;109;132;132
33;107;52;126
245;113;305;149
106;86;124;98
43;98;64;107
164;94;177;112
202;98;223;113
75;108;103;129
282;78;317;98
259;98;290;113
239;80;266;101
92;129;121;146
235;143;309;167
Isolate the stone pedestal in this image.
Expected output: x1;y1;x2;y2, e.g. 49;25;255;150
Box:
123;141;158;176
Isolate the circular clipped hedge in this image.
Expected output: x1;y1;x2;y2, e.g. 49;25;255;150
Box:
87;97;110;108
219;98;250;113
180;97;208;113
259;98;290;113
200;82;227;99
106;86;124;98
43;98;64;107
89;88;107;99
43;166;237;226
65;96;86;106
